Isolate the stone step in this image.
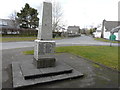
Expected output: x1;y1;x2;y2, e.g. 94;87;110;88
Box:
12;62;84;88
20;61;73;80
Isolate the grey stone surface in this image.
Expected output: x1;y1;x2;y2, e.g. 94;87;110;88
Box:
33;40;56;68
34;2;55;68
20;61;73;80
38;2;52;40
51;69;84;81
33;56;56;68
34;40;56;60
12;61;84;88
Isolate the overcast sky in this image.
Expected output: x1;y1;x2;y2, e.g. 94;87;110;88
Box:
0;0;119;28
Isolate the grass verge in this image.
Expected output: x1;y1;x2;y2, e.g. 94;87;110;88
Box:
23;46;119;71
1;37;37;42
1;37;65;42
94;38;120;43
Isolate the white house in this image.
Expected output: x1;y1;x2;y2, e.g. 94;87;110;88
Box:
67;26;81;36
101;20;120;41
93;26;102;38
0;19;19;34
0;19;19;29
111;25;120;40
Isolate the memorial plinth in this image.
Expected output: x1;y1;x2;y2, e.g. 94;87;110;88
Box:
11;2;84;88
33;40;56;68
33;1;55;68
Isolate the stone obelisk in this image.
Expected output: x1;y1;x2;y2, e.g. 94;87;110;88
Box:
34;2;56;68
38;2;52;40
12;2;84;88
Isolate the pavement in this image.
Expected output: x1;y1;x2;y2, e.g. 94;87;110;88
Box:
2;47;119;89
1;35;120;50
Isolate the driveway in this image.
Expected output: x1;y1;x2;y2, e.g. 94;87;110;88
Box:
1;35;120;50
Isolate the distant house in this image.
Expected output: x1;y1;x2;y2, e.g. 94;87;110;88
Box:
102;20;120;40
0;19;38;36
67;26;81;37
93;27;102;38
111;25;120;40
0;19;20;34
0;19;19;29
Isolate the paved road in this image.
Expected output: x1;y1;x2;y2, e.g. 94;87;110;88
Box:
1;35;120;50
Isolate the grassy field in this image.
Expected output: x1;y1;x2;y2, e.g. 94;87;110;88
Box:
1;37;37;42
0;37;65;42
2;35;37;37
94;38;120;43
23;46;119;71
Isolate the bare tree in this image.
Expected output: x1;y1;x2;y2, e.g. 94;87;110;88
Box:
9;11;17;20
52;1;64;32
37;1;65;32
8;11;18;28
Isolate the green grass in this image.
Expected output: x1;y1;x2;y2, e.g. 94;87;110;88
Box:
23;50;34;55
1;37;37;42
23;46;119;71
53;37;65;40
92;64;101;68
56;46;119;70
2;35;37;37
94;38;120;43
1;37;65;42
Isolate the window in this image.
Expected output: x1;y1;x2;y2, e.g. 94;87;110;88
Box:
1;21;8;26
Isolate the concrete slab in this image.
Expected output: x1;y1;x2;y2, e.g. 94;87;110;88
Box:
12;61;84;88
33;56;56;68
2;47;119;88
51;69;84;81
20;61;73;79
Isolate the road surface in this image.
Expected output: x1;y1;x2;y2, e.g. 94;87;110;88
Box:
1;35;120;50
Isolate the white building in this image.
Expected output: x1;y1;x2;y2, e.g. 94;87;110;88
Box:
0;19;19;29
93;26;102;38
67;26;81;37
0;19;19;34
67;26;80;34
102;20;120;41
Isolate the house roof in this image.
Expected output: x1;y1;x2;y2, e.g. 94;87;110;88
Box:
68;26;80;28
67;26;80;31
104;21;120;32
0;19;19;29
111;25;120;32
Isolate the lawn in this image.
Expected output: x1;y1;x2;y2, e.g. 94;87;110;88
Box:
0;37;64;42
23;46;119;71
1;37;37;42
94;38;120;43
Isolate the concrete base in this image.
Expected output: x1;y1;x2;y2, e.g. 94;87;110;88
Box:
34;40;56;60
34;40;56;68
21;61;73;80
12;61;84;88
33;54;56;68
